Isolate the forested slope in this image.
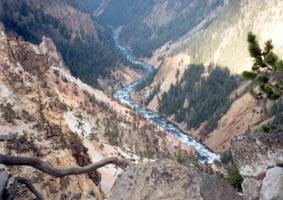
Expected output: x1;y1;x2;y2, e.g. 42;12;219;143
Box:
0;0;128;88
168;0;283;73
119;0;224;57
158;65;239;136
85;0;224;58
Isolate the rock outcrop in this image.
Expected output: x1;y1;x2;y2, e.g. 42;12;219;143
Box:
231;133;283;178
39;36;67;70
110;159;243;200
260;167;283;200
241;178;262;199
231;132;283;200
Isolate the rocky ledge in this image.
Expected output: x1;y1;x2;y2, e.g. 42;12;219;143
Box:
110;159;243;200
109;132;283;200
231;132;283;200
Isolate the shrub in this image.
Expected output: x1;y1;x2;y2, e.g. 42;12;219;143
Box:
2;103;16;123
225;164;243;191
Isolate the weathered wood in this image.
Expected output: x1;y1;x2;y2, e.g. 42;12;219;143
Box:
0;133;18;141
0;154;132;177
0;154;132;199
0;171;8;199
7;177;44;200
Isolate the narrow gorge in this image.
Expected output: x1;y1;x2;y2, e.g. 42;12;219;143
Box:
0;0;282;200
113;30;220;163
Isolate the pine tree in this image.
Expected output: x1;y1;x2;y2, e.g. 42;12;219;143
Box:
2;103;15;123
242;32;283;101
36;87;45;121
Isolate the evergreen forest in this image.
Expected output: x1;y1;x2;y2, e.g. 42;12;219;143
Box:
158;64;239;136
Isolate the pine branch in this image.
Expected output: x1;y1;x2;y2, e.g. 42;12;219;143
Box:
244;32;282;100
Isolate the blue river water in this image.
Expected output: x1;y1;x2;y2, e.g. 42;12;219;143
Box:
112;30;220;163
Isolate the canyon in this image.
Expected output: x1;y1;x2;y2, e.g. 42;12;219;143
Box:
0;0;282;199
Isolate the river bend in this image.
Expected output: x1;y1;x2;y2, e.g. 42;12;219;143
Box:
112;30;220;163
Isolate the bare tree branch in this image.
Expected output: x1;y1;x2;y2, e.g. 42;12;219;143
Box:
0;171;8;198
0;133;18;141
0;154;132;199
0;154;132;177
7;177;44;200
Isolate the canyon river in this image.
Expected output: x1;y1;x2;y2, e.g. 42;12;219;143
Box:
112;30;220;163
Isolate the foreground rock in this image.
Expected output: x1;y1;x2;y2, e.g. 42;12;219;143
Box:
110;159;243;200
231;132;283;200
231;132;283;178
260;167;283;200
241;178;262;199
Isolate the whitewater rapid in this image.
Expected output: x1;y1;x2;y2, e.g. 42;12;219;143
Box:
112;30;220;163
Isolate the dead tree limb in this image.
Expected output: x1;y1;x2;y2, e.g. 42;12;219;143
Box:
7;177;44;200
0;154;132;177
0;133;18;141
0;171;8;198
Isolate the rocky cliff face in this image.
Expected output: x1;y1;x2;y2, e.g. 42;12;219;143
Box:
0;0;135;91
0;24;192;199
0;0;99;43
0;23;102;200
